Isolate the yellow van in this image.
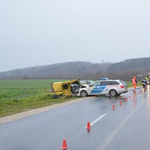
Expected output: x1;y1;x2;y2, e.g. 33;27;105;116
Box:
52;80;81;98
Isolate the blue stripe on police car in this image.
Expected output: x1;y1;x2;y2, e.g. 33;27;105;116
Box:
90;86;107;94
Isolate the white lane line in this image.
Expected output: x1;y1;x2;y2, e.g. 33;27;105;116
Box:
91;113;107;126
85;113;107;128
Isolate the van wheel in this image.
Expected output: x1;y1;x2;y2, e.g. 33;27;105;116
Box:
54;94;58;98
80;90;88;97
109;90;117;97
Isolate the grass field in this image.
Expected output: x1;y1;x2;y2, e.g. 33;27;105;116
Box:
0;79;142;118
0;79;65;89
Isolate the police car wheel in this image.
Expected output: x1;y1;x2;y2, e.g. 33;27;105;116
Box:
117;94;121;96
109;90;117;97
80;90;88;97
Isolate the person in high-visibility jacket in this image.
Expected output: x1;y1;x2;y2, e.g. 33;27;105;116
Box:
132;76;137;92
145;77;149;89
141;78;147;90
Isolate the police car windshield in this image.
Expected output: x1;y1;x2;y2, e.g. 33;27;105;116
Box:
91;82;100;86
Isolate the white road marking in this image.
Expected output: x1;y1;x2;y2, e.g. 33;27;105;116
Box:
91;113;107;126
85;113;107;128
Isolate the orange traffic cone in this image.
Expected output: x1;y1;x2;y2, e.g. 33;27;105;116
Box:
60;139;69;150
86;122;91;129
125;98;127;101
112;105;115;110
120;101;122;106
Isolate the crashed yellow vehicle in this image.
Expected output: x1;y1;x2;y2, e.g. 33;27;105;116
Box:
52;80;81;98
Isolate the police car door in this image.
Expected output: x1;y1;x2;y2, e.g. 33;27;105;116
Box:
99;81;111;95
89;81;104;95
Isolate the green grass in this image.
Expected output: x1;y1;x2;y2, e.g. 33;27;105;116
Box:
0;79;65;89
125;81;142;87
0;89;77;118
0;79;76;118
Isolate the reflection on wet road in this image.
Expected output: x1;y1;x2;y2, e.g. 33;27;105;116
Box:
0;86;150;150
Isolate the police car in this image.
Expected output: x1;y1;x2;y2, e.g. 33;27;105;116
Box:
77;79;128;97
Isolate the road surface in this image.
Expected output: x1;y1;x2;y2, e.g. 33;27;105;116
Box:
0;87;150;150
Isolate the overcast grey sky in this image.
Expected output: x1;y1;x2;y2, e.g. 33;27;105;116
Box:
0;0;150;72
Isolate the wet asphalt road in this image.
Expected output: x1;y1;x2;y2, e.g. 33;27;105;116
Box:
0;87;150;150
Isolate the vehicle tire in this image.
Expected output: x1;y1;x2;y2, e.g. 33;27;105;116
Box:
80;90;88;97
54;94;58;98
109;89;117;97
117;94;121;96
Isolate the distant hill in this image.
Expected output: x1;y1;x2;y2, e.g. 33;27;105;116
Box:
0;61;111;79
108;57;150;71
0;57;150;80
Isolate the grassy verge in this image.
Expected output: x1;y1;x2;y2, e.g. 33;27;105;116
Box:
0;88;77;118
0;79;76;118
